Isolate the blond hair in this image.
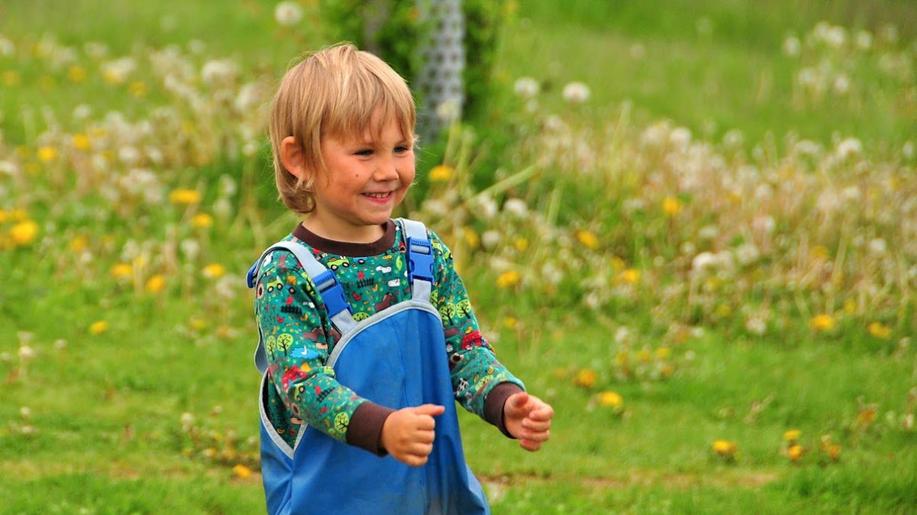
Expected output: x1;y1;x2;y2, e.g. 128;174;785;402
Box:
269;43;416;214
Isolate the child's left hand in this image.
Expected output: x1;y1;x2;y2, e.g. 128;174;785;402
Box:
503;392;554;452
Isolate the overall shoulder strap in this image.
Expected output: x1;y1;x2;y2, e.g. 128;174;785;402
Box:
246;240;357;373
397;218;434;302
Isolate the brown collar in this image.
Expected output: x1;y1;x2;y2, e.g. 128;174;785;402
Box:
292;220;395;257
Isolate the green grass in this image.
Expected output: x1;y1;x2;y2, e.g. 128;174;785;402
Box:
0;0;915;513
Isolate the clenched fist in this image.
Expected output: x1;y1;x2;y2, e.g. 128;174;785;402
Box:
380;404;444;466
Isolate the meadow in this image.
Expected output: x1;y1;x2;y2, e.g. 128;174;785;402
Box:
0;1;915;513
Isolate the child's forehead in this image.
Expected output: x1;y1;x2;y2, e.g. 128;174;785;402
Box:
327;120;411;144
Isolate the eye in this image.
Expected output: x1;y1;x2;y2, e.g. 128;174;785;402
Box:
394;145;410;154
354;148;373;157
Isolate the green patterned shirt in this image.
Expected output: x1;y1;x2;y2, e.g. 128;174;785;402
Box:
254;220;523;448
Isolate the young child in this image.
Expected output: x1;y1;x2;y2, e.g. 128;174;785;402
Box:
247;43;553;514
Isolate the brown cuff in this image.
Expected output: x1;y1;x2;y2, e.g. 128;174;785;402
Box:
346;401;395;456
484;382;525;439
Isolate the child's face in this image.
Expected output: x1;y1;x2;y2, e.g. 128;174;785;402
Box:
307;114;415;242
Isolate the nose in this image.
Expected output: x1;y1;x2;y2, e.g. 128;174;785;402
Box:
373;156;399;182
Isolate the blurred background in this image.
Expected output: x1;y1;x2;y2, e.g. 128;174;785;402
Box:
0;1;914;513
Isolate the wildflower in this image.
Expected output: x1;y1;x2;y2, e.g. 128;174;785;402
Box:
435;98;461;123
10;220;39;246
71;133;91;151
783;429;801;443
274;1;304;27
573;368;597;389
129;81;147;97
857;406;877;427
787;444;804;463
462;227;481;249
513;77;539;99
597;391;623;409
823;443;841;462
712;439;737;459
562;82;590;103
3;70;21;86
233;464;254;479
169;188;201;205
496;271;520;289
37;146;58;162
576;230;599;250
192;213;213;229
503;317;518;329
836;137;862;160
662;196;682;216
868;322;891;339
203;263;226;279
783;35;801;56
637;349;652;363
618;268;640;285
429;165;453;182
745;317;767;336
67;65;87;83
20;406;31;419
810;314;836;332
201;60;237;85
18;345;36;361
145;274;166;293
513;238;528;252
503;198;528;218
111;263;133;279
843;299;857;315
53;339;67;350
89;320;109;335
655;347;671;360
180;412;194;429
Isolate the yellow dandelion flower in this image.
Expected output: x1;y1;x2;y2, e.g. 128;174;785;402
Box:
71;133;91;151
232;464;253;479
783;429;801;442
823;443;841;462
89;320;109;335
496;271;520;289
2;70;21;87
11;209;29;222
843;298;857;315
811;245;830;260
462;227;479;249
788;444;804;462
429;165;454;182
810;314;836;332
618;268;640;285
145;274;166;293
202;263;226;279
857;406;877;427
111;263;133;279
189;317;209;331
129;81;147;98
614;351;629;367
576;230;599;250
610;256;626;272
637;349;652;363
10;220;39;246
191;213;214;229
573;368;597;389
514;238;528;252
655;346;671;360
37;146;58;162
662;196;682;216
867;322;891;340
659;363;675;378
712;439;737;457
67;65;87;83
715;304;732;318
503;317;518;329
597;391;623;408
0;209;7;223
169;188;201;205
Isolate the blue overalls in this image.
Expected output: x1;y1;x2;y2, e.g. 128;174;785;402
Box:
247;219;490;515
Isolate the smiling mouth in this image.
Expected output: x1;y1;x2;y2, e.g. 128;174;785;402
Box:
362;192;392;199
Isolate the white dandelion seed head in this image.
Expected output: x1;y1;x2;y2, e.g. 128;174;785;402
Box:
855;30;873;50
503;198;529;218
745;317;767;335
84;41;109;59
481;230;501;250
18;345;36;361
72;104;92;120
513;77;539;99
0;36;15;57
0;160;19;176
842;186;861;202
752;215;776;234
903;142;914;159
723;129;744;147
180;239;201;260
20;406;31;419
275;1;304;27
698;225;719;241
562;82;590;103
783;35;801;56
202;59;237;86
435;98;462;123
836;137;862;160
833;74;850;95
868;238;887;255
118;146;141;166
614;326;631;345
188;39;206;55
670;127;692;149
735;243;760;266
541;262;563;285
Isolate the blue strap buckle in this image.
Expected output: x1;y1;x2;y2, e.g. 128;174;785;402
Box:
407;237;434;283
312;270;351;317
246;261;260;288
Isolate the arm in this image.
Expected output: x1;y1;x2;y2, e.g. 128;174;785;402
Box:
427;231;526;435
256;250;391;453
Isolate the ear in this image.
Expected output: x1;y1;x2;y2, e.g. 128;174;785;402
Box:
279;136;310;181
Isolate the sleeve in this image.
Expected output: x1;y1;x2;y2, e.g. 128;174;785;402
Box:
255;249;393;453
427;230;526;436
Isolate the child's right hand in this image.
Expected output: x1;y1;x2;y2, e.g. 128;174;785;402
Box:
380;404;445;467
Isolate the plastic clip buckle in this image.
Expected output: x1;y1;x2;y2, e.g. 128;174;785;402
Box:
407;237;434;283
246;261;260;288
312;270;351;317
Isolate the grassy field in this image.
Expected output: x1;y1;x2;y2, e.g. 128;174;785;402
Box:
1;1;915;513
